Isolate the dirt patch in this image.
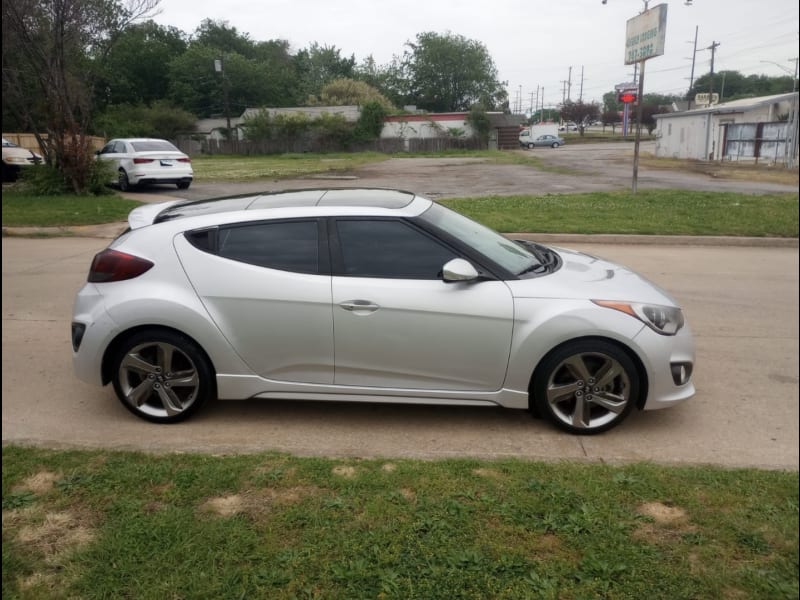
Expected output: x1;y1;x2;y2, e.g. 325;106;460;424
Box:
332;465;358;478
199;486;319;518
400;488;417;502
472;467;504;479
15;470;61;494
633;502;695;545
16;511;94;563
638;501;687;523
381;463;397;473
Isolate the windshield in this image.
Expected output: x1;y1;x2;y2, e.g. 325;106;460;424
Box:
2;138;17;147
419;203;539;275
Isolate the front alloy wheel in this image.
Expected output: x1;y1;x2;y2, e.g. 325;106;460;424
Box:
112;330;214;423
534;340;638;434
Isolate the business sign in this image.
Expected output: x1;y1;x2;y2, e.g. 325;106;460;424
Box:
625;4;668;64
694;93;720;106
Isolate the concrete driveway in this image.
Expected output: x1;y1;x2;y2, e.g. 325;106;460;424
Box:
3;236;797;469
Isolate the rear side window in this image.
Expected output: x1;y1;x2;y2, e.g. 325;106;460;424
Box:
216;220;319;274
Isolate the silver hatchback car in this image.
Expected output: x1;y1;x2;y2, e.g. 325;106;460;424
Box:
71;189;695;434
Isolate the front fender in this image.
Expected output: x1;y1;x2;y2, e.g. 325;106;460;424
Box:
504;298;646;394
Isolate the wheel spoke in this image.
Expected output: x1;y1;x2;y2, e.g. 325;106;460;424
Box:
167;369;198;388
126;379;153;407
591;391;627;414
563;355;592;383
572;395;592;428
547;381;580;404
120;353;157;376
595;360;623;389
157;344;175;372
156;386;184;416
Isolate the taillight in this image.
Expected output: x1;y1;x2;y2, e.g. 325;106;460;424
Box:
88;249;154;283
177;157;191;163
133;158;154;164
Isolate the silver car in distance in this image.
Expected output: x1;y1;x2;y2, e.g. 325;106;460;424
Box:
71;189;695;434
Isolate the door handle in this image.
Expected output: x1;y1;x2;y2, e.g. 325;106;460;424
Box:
339;300;380;313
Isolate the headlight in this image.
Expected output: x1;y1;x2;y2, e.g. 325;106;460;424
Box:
592;300;684;336
5;156;27;164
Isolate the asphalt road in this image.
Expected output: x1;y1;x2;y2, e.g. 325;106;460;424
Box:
3;237;798;469
3;145;798;467
127;141;799;202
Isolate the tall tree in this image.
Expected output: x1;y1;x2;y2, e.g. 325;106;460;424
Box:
294;43;356;101
97;20;187;109
2;0;160;192
391;32;506;112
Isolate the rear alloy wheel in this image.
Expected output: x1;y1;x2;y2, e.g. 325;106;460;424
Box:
534;340;638;434
551;142;560;148
177;181;191;190
118;169;132;191
527;143;535;149
111;330;214;423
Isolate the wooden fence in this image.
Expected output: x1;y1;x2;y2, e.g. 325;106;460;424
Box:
2;133;106;154
175;135;485;156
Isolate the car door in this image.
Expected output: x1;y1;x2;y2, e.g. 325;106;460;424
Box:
176;218;334;384
330;218;515;392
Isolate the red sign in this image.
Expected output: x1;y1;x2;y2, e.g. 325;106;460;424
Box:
619;92;638;104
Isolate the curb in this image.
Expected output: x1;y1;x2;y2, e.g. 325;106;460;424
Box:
2;224;798;248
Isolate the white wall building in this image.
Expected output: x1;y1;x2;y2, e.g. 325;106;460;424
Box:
654;92;798;163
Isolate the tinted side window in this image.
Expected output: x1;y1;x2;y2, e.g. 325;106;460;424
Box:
335;219;457;279
217;220;319;273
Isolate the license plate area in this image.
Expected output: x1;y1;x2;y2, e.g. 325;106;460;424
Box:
160;159;174;167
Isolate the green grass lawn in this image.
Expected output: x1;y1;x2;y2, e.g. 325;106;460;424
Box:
3;446;797;599
6;188;795;237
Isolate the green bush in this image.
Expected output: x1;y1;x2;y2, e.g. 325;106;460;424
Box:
17;158;116;196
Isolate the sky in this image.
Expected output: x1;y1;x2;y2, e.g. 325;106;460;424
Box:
151;0;799;111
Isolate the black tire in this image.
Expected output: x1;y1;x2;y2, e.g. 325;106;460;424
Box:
527;143;535;150
177;181;191;190
533;340;638;434
551;142;560;148
118;169;132;191
111;329;215;423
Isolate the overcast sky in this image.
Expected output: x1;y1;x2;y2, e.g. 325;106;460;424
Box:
151;0;799;111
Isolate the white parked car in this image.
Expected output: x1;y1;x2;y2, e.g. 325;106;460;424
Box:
2;137;43;182
96;138;192;191
71;189;695;434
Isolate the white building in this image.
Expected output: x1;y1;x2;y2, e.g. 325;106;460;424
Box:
654;92;798;163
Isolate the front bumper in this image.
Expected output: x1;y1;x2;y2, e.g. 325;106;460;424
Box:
634;321;696;410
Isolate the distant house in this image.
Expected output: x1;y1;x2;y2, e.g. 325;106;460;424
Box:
188;105;525;153
654;92;798;163
381;111;524;150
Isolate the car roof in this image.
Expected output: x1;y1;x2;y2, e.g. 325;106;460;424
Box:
150;188;422;226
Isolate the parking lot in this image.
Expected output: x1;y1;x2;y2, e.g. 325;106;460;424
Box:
2;146;798;468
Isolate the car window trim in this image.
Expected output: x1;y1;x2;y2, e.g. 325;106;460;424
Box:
327;216;501;281
185;217;330;276
410;216;519;281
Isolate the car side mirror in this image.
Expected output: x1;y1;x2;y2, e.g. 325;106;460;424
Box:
442;258;479;282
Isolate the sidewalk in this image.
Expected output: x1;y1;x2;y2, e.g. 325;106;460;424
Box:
2;222;797;247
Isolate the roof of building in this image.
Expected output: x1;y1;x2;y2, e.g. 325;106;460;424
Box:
655;92;798;119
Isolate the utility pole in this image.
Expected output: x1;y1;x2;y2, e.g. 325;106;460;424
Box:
567;66;572;101
707;41;720;97
687;25;698;109
561;80;568;105
579;66;584;102
791;56;799;92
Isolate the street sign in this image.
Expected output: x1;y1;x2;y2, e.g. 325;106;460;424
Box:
619;92;638;104
694;93;720;106
625;4;668;65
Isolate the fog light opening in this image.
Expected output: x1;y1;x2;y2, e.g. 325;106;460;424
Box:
71;322;86;352
670;362;693;386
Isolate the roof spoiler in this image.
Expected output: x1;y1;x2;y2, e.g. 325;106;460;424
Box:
127;200;185;230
